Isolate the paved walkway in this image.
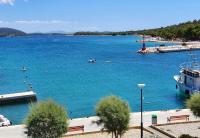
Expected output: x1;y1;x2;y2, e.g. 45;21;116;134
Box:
146;127;170;138
0;109;199;138
68;109;199;133
64;128;155;138
0;125;27;138
156;121;200;137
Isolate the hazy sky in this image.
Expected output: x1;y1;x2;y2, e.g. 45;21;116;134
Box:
0;0;200;33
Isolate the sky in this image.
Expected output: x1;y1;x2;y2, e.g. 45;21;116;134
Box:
0;0;200;33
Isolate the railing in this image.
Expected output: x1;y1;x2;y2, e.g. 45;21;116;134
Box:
180;62;200;72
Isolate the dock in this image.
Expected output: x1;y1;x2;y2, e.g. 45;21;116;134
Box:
158;44;200;53
138;44;200;54
0;91;37;105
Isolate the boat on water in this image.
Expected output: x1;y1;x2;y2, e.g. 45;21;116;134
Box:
0;115;12;127
20;66;27;72
174;53;200;96
88;58;96;63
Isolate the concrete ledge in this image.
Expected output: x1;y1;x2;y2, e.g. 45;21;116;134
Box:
150;125;176;138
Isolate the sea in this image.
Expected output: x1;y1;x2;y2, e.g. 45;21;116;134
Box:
0;35;199;124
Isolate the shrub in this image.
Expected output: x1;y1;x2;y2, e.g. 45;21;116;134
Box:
182;42;187;46
179;134;197;138
186;94;200;117
25;100;68;138
95;96;130;138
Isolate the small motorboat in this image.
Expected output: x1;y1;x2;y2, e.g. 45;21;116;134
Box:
88;58;96;63
0;115;12;127
20;66;27;72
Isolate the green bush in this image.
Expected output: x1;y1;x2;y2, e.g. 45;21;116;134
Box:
25;100;68;138
182;42;187;46
179;134;197;138
186;94;200;117
140;20;200;41
95;96;130;138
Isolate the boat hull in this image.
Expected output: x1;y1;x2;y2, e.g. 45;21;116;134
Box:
174;75;200;96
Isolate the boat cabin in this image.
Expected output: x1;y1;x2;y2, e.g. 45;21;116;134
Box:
181;68;200;94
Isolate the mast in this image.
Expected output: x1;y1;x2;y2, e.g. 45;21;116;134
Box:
186;50;200;71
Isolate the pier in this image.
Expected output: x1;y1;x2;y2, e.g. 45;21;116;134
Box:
0;91;37;105
138;43;200;54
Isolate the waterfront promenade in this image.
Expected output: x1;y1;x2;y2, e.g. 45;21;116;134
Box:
68;109;198;133
0;109;199;138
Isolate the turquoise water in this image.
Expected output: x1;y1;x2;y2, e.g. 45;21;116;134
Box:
0;35;198;124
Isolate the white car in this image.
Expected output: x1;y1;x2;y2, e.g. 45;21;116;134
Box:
0;115;11;127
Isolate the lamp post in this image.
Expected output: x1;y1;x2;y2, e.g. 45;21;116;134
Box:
137;83;145;138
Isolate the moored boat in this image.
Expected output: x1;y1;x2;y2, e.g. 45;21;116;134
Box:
20;66;27;72
174;53;200;96
88;58;96;63
0;115;12;127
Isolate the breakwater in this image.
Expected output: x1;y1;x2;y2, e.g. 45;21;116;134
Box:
138;44;200;54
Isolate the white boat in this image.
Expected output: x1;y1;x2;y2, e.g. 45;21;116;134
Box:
88;58;96;63
174;53;200;96
20;66;27;72
0;115;12;127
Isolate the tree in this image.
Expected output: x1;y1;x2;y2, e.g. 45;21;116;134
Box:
139;19;200;41
182;42;187;46
25;100;68;138
95;96;130;138
186;94;200;117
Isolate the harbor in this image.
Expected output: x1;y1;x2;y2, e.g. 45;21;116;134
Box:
1;0;200;137
0;35;198;124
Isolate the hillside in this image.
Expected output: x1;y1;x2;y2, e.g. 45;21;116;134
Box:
0;28;26;37
137;20;200;41
74;20;200;41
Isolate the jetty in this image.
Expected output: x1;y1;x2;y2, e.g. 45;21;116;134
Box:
138;44;200;54
0;91;37;105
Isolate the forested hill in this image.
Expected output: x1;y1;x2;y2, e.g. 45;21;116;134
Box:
137;20;200;41
0;28;26;37
74;20;200;41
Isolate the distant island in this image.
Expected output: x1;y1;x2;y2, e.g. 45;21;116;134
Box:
0;28;72;37
0;27;26;37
